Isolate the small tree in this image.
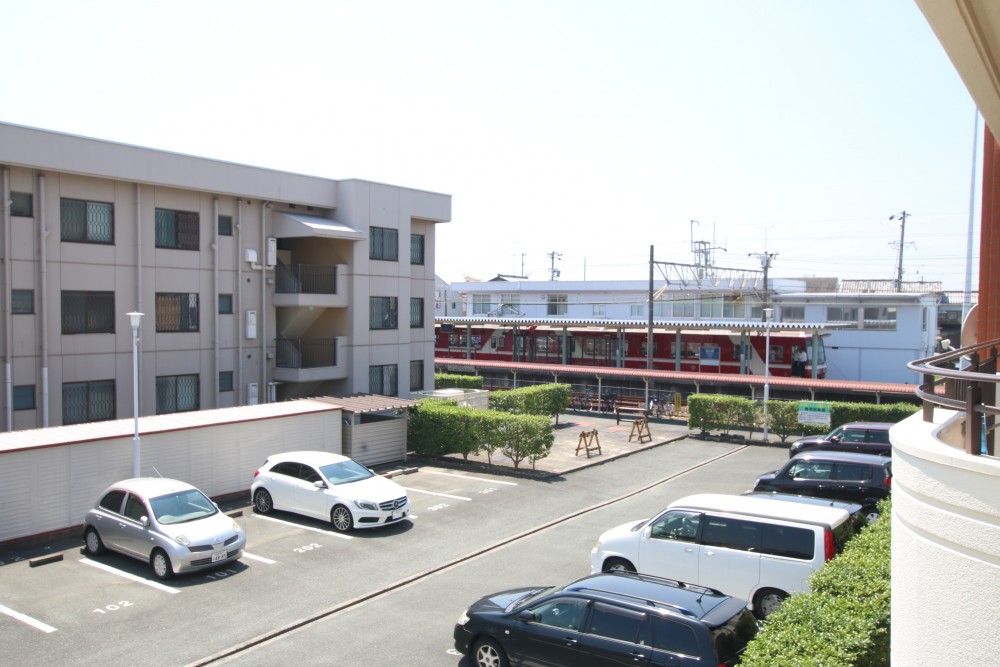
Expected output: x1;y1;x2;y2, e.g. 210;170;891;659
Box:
484;413;553;469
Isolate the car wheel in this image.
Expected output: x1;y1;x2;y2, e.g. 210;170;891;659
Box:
753;588;787;619
150;549;174;580
83;527;106;556
602;557;636;573
330;505;354;532
253;488;274;514
472;638;509;667
863;508;880;524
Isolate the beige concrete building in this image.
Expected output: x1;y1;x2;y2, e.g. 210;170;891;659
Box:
0;122;450;431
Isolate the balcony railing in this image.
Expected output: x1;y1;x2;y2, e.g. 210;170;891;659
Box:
275;337;337;369
907;338;999;456
275;262;337;295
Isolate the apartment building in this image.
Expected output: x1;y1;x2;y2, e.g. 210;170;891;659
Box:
0;122;451;431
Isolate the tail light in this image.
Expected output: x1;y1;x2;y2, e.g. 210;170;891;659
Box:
884;474;891;490
823;528;835;561
253;470;260;478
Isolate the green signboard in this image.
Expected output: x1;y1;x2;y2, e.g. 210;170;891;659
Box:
798;400;832;426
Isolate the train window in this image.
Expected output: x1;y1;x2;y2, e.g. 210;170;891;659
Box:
640;341;659;356
768;345;784;363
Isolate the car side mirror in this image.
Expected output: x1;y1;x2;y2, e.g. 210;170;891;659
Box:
518;610;536;623
830;436;841;443
313;480;327;489
140;516;150;527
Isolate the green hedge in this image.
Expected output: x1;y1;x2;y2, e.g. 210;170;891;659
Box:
488;383;572;424
407;398;553;468
687;395;918;442
434;373;485;390
740;499;891;667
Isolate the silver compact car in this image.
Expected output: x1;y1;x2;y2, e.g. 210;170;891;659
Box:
251;450;409;532
83;478;245;580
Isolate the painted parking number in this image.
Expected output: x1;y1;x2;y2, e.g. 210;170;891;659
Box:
427;503;450;511
294;543;323;553
93;601;133;614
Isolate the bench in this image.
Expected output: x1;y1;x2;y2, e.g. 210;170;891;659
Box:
616;399;648;424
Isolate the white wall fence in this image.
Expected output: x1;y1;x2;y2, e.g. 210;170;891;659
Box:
0;401;343;544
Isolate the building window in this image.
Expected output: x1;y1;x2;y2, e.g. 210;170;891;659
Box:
547;294;568;316
630;304;645;318
61;198;114;244
410;234;425;265
61;291;115;334
370;227;398;261
155;208;200;250
410;297;424;328
370;296;398;329
472;294;491;315
782;306;805;323
410;360;423;391
593;304;606;317
218;214;233;236
156;293;200;332
827;307;859;329
10;192;33;217
156;374;200;414
863;306;897;331
219;293;233;314
63;380;115;424
13;385;35;411
219;371;234;392
12;289;33;314
369;364;398;396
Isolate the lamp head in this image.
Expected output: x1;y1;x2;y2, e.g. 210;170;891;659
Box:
127;311;144;331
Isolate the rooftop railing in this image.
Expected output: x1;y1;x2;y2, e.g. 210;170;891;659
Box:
907;338;999;457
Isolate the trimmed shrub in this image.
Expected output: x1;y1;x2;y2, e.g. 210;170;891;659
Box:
489;383;572;424
740;499;891;667
434;373;484;390
483;412;554;469
407;399;482;459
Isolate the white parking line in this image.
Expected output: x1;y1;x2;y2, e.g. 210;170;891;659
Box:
251;514;354;539
400;487;472;501
77;559;180;593
0;603;57;633
242;552;276;564
423;470;518;486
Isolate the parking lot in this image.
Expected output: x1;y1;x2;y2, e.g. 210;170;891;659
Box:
0;437;790;666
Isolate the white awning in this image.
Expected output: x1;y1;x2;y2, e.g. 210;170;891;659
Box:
272;211;367;240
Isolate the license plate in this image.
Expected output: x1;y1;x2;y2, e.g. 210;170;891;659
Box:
211;550;227;563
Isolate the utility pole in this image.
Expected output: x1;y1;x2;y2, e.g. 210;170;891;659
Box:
889;211;911;292
547;251;562;281
748;252;777;321
647;245;654;371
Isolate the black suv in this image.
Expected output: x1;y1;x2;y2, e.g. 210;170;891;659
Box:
788;422;893;458
753;450;891;523
454;571;758;667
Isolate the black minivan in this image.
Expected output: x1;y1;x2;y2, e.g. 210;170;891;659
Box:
754;450;892;523
454;571;758;667
788;422;893;458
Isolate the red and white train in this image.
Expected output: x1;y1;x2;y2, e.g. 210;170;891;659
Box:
434;319;827;378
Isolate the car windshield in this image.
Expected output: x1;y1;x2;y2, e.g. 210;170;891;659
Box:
508;587;554;611
320;460;375;485
149;489;218;525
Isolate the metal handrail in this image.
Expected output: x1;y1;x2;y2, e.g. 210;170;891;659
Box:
906;337;999;456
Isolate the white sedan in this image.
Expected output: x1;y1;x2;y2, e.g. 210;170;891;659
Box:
250;451;409;532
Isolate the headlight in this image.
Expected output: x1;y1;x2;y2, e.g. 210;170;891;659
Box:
230;519;241;533
354;500;379;511
174;534;191;546
457;609;470;626
593;539;602;552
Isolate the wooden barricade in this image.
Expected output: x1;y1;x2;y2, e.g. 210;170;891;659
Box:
575;429;602;458
628;417;652;444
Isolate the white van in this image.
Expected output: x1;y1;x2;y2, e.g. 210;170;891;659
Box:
590;493;854;618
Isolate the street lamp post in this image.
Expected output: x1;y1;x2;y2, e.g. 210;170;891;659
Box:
127;312;144;478
762;308;774;442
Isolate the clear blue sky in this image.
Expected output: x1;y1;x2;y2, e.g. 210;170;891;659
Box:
1;1;979;290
